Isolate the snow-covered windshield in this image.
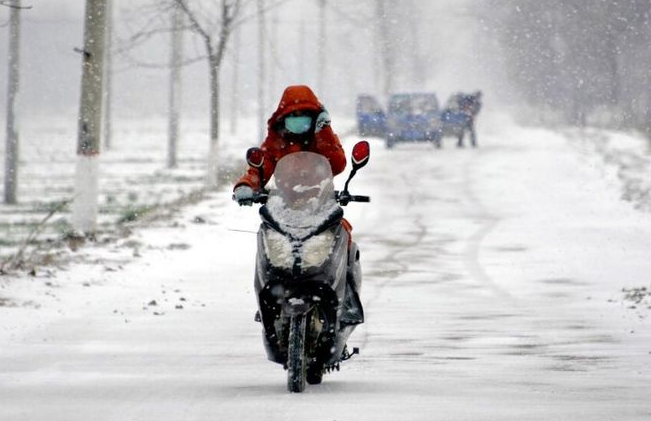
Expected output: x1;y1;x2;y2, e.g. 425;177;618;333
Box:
264;152;339;238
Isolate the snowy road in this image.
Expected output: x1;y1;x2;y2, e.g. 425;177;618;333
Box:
2;120;651;420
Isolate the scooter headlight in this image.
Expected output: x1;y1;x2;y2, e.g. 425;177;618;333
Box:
263;228;336;270
301;230;335;268
263;230;294;269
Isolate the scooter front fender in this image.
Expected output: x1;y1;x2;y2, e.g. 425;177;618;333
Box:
283;297;315;317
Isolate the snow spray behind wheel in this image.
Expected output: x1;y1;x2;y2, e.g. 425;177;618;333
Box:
243;142;370;393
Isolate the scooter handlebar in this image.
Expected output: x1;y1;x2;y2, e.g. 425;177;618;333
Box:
251;191;369;206
348;195;370;203
336;191;371;206
252;191;269;204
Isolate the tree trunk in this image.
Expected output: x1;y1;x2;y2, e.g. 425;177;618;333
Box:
229;26;240;135
206;54;220;186
298;17;306;82
605;32;622;127
408;1;423;85
4;0;21;205
375;0;393;99
72;0;107;234
173;0;238;186
268;8;279;107
102;0;113;150
317;0;326;95
257;0;266;143
168;4;183;168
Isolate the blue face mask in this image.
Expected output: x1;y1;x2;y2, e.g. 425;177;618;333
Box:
285;115;312;134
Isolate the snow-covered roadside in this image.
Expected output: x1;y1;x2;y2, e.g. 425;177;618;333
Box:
566;127;651;213
0;116;254;265
469;120;651;395
475;121;651;312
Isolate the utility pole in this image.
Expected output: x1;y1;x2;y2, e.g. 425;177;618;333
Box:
257;0;266;142
168;3;183;168
72;0;107;234
4;0;21;204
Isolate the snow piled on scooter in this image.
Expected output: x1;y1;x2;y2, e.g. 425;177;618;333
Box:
265;180;339;240
264;152;341;240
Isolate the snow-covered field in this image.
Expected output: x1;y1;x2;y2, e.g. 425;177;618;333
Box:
1;115;650;420
0;116;248;265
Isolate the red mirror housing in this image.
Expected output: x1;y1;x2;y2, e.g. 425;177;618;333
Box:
246;147;265;168
351;141;370;169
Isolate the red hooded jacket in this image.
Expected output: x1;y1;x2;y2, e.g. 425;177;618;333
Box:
234;85;346;190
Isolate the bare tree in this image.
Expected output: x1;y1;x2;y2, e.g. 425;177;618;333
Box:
167;3;183;168
3;0;22;204
298;16;306;82
487;0;651;130
375;0;394;100
102;0;114;150
316;0;326;94
257;0;266;144
118;0;289;178
229;25;240;135
72;0;108;234
267;6;278;107
173;0;241;186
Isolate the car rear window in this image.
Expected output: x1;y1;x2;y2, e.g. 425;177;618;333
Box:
389;94;439;115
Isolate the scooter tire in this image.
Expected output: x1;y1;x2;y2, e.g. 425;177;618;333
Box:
287;315;307;393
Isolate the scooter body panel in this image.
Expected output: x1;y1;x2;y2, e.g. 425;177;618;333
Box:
255;222;350;366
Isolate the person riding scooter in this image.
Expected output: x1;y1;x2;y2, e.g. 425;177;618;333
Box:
233;85;363;327
233;85;345;199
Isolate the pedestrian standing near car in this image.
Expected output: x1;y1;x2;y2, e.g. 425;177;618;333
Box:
458;91;482;148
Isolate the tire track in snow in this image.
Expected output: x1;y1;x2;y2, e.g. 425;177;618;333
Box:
353;144;516;354
355;172;430;350
459;148;516;303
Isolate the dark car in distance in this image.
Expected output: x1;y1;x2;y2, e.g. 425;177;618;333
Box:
356;95;387;137
385;93;442;148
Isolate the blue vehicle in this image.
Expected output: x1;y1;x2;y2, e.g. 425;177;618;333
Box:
356;95;386;137
385;93;442;149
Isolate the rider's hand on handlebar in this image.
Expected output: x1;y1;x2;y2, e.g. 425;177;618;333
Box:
338;191;351;206
233;185;254;206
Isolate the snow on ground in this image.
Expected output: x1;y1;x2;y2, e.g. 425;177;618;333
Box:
1;115;650;420
0;116;242;261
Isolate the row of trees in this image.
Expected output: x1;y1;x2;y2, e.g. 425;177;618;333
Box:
0;0;248;231
3;0;415;234
486;0;651;130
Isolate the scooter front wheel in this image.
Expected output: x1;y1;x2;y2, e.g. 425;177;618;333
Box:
287;314;307;392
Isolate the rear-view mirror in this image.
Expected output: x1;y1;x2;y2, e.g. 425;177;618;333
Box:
351;141;370;170
246;147;264;168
